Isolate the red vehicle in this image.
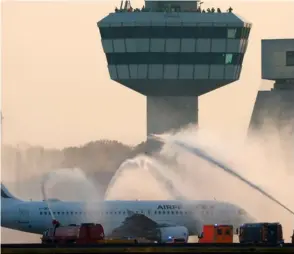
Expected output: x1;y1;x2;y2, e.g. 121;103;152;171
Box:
198;224;233;243
41;223;105;244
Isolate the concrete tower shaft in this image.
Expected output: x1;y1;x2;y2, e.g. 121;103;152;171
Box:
97;0;251;148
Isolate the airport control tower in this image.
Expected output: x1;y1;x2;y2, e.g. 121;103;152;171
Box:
249;39;294;170
97;0;252;151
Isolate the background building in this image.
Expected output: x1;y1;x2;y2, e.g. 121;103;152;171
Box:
249;39;294;170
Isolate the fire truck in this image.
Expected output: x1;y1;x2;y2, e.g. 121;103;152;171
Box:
41;222;105;244
237;222;284;244
198;224;234;243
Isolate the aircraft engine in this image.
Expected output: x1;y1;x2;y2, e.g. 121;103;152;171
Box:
156;226;189;243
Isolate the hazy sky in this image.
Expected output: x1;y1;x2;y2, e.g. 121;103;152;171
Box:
2;0;293;148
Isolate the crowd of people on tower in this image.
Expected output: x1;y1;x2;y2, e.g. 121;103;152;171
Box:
114;5;233;13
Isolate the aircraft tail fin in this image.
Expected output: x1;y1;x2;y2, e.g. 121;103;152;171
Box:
1;183;22;202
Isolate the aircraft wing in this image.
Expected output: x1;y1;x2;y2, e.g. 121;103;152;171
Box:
109;213;159;240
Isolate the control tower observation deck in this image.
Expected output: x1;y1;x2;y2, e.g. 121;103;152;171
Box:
97;0;252;148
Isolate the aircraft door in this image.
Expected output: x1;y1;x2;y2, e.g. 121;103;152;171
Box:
214;204;230;224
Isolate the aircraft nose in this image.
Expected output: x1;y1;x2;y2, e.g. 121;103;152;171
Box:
248;215;257;222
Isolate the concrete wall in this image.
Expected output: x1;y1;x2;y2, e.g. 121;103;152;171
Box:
147;96;198;135
262;39;294;80
250;90;294;129
249;90;294;172
146;96;198;153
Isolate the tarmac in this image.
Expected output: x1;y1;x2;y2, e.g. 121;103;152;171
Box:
2;243;294;253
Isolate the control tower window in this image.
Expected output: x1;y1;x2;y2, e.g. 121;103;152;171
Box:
106;52;243;65
150;26;165;38
286;51;294;66
99;26;247;39
225;54;233;64
99;27;112;38
227;28;237;39
212;27;227;39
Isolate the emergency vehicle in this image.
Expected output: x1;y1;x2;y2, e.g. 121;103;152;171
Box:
198;224;233;243
41;222;105;244
237;222;284;244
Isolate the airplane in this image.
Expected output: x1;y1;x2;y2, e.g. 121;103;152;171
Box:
1;183;256;240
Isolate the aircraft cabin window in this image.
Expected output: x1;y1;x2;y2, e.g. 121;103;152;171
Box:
167;211;170;214
154;211;157;214
217;229;222;235
158;211;161;215
71;212;73;215
62;212;64;215
44;212;47;215
40;212;42;215
162;211;165;215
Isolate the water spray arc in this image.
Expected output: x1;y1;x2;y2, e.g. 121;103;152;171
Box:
171;139;294;216
41;174;57;224
41;168;102;225
145;159;185;200
104;155;185;201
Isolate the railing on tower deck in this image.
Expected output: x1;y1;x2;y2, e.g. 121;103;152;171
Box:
114;6;233;13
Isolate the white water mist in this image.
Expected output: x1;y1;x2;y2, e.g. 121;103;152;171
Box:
106;125;294;241
41;168;101;202
41;168;104;222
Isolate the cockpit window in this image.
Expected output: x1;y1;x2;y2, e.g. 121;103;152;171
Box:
238;209;246;215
